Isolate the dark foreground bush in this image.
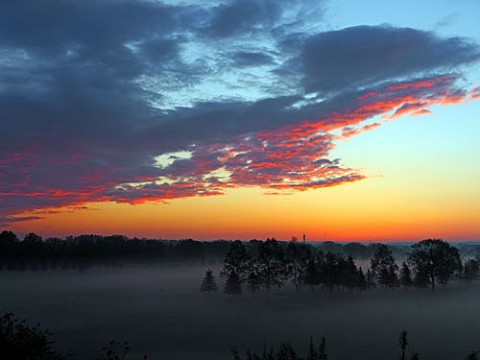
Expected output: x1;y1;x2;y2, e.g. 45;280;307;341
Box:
0;312;68;360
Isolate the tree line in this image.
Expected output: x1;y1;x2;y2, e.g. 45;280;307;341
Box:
201;239;479;296
0;230;230;271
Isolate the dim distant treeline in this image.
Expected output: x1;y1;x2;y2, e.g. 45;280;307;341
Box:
0;230;231;271
205;238;479;296
0;230;410;271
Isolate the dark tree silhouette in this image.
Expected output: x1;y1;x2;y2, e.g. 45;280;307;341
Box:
413;268;430;288
0;230;19;248
223;240;251;281
246;271;261;296
463;258;480;282
200;269;218;294
286;242;311;291
256;239;287;296
370;244;398;289
320;252;340;293
318;337;327;360
399;329;408;360
307;336;317;360
0;313;68;360
224;271;242;295
465;352;479;360
234;338;327;360
400;262;414;288
408;239;462;290
276;342;297;360
23;232;43;244
304;259;320;292
366;269;376;289
357;267;367;290
343;255;359;289
96;340;130;360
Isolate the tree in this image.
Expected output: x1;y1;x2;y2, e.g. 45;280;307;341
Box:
366;269;376;289
224;271;242;295
223;240;250;281
23;232;43;244
307;336;317;360
357;267;367;290
465;352;479;360
463;258;480;282
370;244;398;289
400;262;413;288
246;271;261;296
276;342;297;360
0;313;67;360
318;337;327;360
399;329;408;360
200;269;218;294
408;239;462;290
256;239;287;297
0;230;19;250
96;340;130;360
285;242;311;291
303;259;319;292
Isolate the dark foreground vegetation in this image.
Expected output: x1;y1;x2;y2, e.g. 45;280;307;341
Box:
2;312;480;360
231;331;480;360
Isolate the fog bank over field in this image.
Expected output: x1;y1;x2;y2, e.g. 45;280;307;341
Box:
1;264;480;359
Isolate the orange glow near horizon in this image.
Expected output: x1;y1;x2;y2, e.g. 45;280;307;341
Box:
8;176;480;242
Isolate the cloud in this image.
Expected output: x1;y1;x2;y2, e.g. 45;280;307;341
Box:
298;25;480;94
0;1;479;224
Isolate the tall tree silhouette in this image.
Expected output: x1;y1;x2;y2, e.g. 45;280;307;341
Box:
200;269;218;294
400;262;414;288
223;240;250;281
256;239;287;297
408;239;462;290
224;270;242;295
318;337;327;360
366;269;376;289
399;329;408;360
370;244;398;289
286;242;311;291
246;271;261;297
463;258;480;282
304;259;320;292
357;267;367;290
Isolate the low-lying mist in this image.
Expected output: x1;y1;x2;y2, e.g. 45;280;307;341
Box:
1;264;480;360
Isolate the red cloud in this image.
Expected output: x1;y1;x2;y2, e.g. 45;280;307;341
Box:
2;74;479;222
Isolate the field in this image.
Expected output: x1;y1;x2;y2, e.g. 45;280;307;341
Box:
1;264;480;360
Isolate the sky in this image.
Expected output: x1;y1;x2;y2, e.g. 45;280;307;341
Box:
1;0;479;241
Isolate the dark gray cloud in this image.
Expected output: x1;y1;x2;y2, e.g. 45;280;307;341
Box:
299;25;480;93
204;0;281;38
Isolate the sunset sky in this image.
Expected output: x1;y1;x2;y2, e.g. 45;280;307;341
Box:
1;0;479;241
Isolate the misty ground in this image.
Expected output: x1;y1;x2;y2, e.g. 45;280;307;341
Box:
1;263;479;360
